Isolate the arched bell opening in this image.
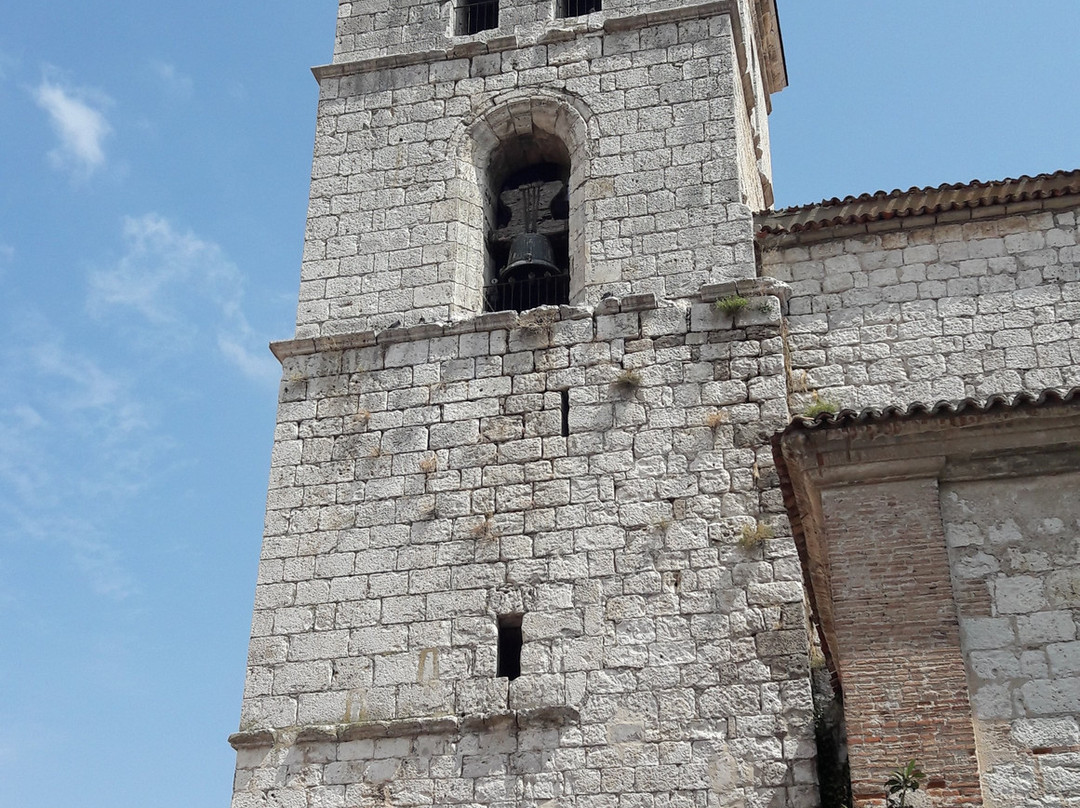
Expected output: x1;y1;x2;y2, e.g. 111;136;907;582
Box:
448;92;592;318
483;133;572;313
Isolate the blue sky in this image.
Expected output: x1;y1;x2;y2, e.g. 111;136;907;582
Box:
0;3;1077;807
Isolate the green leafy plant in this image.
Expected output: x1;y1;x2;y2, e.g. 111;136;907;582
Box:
715;295;749;315
885;760;926;808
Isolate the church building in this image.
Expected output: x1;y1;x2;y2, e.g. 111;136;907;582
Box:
227;2;1080;806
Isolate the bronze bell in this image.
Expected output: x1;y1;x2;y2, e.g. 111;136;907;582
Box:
500;232;560;281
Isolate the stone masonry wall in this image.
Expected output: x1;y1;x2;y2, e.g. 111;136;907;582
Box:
329;0;776;215
942;473;1080;808
300;4;771;338
764;201;1080;807
333;0;760;65
231;296;819;808
760;204;1080;413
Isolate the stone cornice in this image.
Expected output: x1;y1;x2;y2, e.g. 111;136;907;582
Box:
272;302;601;362
229;706;579;749
757;169;1080;246
270;281;790;363
311;0;786;163
314;3;747;81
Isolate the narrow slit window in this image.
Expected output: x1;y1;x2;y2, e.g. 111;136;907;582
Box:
559;0;601;18
497;614;523;680
458;0;499;34
560;390;570;437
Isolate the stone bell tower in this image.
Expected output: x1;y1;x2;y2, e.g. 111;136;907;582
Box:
230;1;815;807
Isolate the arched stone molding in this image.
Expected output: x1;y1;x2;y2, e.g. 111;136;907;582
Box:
444;90;597;316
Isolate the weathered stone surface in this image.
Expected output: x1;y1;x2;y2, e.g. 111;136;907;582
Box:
234;1;1080;807
940;475;1080;805
763;210;1080;410
235;302;811;808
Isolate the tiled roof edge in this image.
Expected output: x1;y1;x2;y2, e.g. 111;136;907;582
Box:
756;169;1080;235
769;385;1080;688
779;386;1080;436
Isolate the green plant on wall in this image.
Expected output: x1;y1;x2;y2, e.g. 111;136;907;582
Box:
885;760;926;808
715;294;749;315
801;391;840;418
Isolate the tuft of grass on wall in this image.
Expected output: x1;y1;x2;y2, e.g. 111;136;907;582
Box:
738;520;775;549
612;368;643;393
801;393;840;418
715;295;749;316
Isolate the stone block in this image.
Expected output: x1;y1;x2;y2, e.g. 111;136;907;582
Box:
1018;678;1080;717
1048;641;1080;677
508;674;566;712
1011;716;1080;748
994;576;1047;614
754;630;806;657
1017;611;1077;646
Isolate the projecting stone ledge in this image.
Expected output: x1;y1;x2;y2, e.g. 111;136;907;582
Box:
228;706;580;749
270;296;662;361
698;276;791;304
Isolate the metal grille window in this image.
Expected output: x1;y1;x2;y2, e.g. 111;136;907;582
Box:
484;273;569;314
457;0;499;34
559;0;601;17
484;162;570;314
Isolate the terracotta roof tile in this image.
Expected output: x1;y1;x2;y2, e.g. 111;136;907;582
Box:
778;386;1080;436
757;169;1080;235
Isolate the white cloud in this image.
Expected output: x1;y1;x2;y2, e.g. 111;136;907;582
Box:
0;323;147;600
9;405;43;429
88;214;279;384
69;535;138;600
150;60;193;98
33;76;112;177
89;214;211;325
6;509;139;601
27;339;148;437
0;329;152;491
219;334;280;382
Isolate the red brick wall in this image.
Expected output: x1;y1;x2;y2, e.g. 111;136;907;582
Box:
822;478;982;807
